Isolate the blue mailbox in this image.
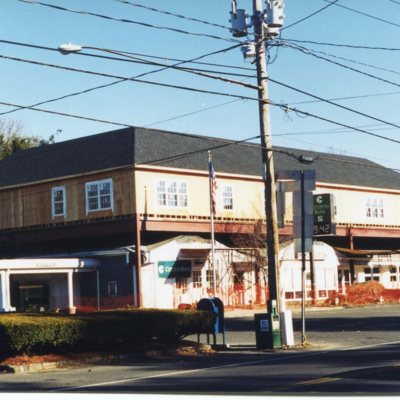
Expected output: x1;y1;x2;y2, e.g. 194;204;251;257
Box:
197;297;226;346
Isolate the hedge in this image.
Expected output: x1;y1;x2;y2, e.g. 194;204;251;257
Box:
0;309;215;358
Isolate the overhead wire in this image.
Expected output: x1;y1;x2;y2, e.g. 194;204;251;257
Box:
17;0;240;43
280;38;400;51
281;0;339;31
0;44;256;117
322;0;400;29
278;41;400;90
114;0;232;32
268;77;400;131
0;39;255;72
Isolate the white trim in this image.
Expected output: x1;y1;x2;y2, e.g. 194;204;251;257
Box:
85;178;114;214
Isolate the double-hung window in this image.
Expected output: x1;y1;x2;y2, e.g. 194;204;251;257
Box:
157;180;187;208
222;184;233;210
51;186;66;218
86;179;113;213
366;198;384;219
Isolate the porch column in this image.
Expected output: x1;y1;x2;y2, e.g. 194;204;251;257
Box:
67;270;76;314
5;270;11;312
96;269;100;311
0;271;7;311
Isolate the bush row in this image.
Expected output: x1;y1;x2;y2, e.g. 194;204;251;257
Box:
0;309;215;358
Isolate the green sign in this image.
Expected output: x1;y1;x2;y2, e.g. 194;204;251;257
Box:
158;260;191;279
313;193;336;236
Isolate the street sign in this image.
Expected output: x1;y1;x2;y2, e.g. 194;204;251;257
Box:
313;193;336;236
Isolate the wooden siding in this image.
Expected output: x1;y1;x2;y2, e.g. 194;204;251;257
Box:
0;169;135;230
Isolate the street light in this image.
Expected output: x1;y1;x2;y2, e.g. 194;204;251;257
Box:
58;43;84;54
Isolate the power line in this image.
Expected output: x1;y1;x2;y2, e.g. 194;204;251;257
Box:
268;77;400;132
0;100;130;127
143;99;245;128
270;101;400;145
0;48;257;116
282;0;339;31
114;0;231;31
280;41;400;90
0;39;255;72
322;0;400;29
280;38;400;51
17;0;240;43
289;90;400;106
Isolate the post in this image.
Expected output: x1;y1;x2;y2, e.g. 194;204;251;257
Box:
253;0;280;313
208;151;217;297
300;170;306;345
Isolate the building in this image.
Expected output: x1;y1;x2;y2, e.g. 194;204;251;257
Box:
0;126;398;309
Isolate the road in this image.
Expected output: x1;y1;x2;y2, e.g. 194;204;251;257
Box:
0;304;399;395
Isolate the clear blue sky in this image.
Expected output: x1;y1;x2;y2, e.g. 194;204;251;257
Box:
2;0;400;170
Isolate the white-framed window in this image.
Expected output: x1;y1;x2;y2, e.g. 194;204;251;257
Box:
192;269;202;288
85;179;113;213
157;180;188;208
222;184;233;210
366;198;384;219
51;186;66;218
107;281;118;297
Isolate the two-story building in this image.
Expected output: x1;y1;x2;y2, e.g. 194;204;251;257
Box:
0;126;398;310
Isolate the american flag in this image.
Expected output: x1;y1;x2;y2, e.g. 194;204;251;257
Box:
208;158;217;216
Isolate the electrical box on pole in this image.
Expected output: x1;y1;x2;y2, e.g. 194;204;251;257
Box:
230;1;249;37
266;0;285;27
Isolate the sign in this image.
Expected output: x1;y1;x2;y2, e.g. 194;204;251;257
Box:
313;193;336;236
260;319;269;332
158;260;191;279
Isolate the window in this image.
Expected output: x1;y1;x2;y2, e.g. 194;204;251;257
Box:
364;266;380;282
366;198;384;219
222;184;233;210
206;270;219;289
86;179;113;213
390;266;399;282
192;270;202;288
52;186;66;217
157;180;187;208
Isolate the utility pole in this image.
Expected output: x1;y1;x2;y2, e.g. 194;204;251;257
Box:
230;0;284;313
252;0;281;313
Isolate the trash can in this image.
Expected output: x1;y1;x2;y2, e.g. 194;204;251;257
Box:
254;301;282;349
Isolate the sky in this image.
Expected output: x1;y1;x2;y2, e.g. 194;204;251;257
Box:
2;0;400;170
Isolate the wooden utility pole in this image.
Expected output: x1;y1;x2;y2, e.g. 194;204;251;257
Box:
253;0;281;313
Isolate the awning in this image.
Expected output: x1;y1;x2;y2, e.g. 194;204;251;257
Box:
334;247;400;257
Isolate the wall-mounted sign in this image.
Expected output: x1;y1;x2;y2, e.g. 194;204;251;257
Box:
158;260;191;278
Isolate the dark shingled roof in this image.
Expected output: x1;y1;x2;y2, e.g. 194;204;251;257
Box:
0;126;399;190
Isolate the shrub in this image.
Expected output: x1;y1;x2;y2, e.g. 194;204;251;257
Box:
0;309;215;358
345;281;384;305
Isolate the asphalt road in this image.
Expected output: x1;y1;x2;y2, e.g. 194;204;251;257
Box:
0;304;399;395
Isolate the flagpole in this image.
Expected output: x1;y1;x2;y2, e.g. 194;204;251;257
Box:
208;151;217;297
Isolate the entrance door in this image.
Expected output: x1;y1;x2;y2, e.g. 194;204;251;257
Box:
18;284;49;312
